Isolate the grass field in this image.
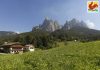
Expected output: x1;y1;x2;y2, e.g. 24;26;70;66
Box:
1;41;100;70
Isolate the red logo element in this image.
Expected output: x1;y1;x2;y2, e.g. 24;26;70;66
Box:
88;2;98;11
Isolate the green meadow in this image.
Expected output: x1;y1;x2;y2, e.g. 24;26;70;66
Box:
1;41;100;70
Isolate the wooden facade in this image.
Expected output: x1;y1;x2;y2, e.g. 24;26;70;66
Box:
0;42;24;54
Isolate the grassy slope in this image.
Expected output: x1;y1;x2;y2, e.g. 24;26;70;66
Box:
1;41;100;70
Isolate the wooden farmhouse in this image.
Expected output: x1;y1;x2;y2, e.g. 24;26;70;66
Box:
0;42;35;54
0;42;24;54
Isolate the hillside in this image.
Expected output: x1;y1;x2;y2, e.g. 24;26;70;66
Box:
1;18;100;47
0;31;17;37
1;41;100;70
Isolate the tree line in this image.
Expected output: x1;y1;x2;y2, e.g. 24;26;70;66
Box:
0;28;100;49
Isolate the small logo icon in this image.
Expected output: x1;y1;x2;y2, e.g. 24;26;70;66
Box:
87;1;99;13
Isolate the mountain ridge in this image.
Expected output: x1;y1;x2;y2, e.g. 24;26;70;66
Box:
0;31;17;37
32;18;95;32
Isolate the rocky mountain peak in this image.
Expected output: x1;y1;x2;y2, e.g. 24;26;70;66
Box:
32;18;90;32
32;18;61;32
62;19;89;30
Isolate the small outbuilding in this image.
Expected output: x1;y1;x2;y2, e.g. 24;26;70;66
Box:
24;44;35;52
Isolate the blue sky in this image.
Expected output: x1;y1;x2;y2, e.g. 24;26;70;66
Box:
0;0;99;32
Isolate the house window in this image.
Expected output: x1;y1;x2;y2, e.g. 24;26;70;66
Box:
11;51;14;53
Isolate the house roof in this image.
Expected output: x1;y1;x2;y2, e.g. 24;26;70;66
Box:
1;42;24;48
10;44;24;48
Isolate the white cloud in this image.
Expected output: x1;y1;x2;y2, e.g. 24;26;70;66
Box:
85;20;95;29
